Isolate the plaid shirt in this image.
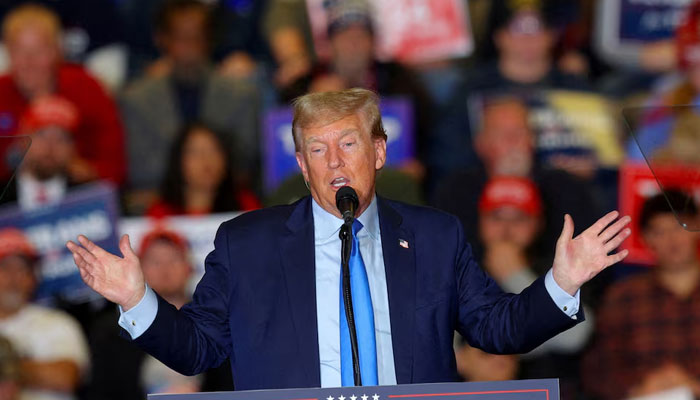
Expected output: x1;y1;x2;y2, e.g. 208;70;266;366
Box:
582;272;700;400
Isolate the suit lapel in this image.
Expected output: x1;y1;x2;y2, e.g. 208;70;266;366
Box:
377;197;416;384
279;196;320;386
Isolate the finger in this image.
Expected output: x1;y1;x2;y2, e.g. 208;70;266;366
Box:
557;214;574;247
77;235;112;259
70;241;100;267
119;234;138;260
72;252;96;276
604;249;629;268
599;215;632;243
587;210;620;236
74;254;92;278
604;228;632;253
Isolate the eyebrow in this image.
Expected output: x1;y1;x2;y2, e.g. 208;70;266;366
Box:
304;128;359;145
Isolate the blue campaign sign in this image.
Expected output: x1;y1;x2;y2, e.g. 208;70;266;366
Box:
595;0;691;68
0;182;120;303
149;379;559;400
262;97;416;193
618;0;689;41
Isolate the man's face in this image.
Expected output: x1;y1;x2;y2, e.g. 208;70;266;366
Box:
494;17;554;66
478;207;541;248
475;102;534;176
23;126;74;181
141;240;191;299
0;255;35;316
330;25;374;81
159;9;209;72
643;213;700;270
295;113;386;218
6;26;59;95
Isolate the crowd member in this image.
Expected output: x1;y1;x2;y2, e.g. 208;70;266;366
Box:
0;0;128;90
433;97;600;262
0;3;125;185
582;190;700;400
429;0;590;182
88;228;233;398
0;336;20;400
146;123;260;217
477;177;593;396
0;95;84;211
120;0;261;212
627;2;700;165
0;228;89;400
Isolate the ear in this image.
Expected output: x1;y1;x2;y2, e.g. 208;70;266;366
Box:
295;151;310;182
374;138;387;170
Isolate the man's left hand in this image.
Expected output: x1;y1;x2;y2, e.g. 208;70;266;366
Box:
552;211;631;296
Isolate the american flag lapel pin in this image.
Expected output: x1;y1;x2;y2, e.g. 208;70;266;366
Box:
399;239;409;249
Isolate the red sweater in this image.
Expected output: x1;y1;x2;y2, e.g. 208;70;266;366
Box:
0;64;125;184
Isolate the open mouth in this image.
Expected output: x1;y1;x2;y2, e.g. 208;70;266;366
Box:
330;177;350;190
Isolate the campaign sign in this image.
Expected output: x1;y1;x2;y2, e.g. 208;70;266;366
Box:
306;0;472;63
262;98;415;193
0;183;120;303
595;0;692;67
619;162;700;265
150;378;559;400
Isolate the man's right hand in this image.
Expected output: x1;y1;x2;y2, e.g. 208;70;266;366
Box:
66;234;145;311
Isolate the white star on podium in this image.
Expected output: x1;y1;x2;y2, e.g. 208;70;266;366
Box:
372;394;380;400
350;395;357;400
361;395;369;400
326;396;334;400
339;396;346;400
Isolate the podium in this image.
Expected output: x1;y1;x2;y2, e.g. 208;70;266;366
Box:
148;379;559;400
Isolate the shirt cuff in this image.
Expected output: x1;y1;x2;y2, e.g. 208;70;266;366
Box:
118;284;158;339
544;269;580;319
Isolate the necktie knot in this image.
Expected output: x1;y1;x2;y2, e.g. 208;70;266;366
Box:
352;219;364;237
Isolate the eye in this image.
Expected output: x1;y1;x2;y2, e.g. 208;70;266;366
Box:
342;141;356;148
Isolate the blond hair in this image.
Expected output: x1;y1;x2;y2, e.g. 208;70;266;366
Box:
2;4;62;44
291;88;387;152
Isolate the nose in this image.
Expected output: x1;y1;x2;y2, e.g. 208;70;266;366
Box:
326;145;344;169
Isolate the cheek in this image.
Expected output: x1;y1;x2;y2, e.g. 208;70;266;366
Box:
479;220;503;242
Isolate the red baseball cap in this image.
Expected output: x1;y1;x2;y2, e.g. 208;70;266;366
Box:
0;228;38;262
479;176;542;216
19;95;80;135
138;227;189;258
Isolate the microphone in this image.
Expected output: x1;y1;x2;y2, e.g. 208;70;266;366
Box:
336;186;359;225
336;185;363;385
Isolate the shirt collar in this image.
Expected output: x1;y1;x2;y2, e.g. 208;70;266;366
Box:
312;194;380;243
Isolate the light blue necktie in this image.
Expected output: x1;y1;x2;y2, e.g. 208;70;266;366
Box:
340;220;378;386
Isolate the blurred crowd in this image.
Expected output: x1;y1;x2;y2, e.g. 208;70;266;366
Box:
0;0;699;399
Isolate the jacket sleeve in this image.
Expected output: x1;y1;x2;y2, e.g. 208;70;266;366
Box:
453;218;584;354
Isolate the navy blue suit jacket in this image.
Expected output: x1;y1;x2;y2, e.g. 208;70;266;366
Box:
129;196;582;390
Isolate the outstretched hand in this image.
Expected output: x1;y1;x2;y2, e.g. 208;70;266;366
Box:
552;211;631;296
66;234;145;311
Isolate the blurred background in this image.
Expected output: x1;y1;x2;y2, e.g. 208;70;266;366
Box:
0;0;699;399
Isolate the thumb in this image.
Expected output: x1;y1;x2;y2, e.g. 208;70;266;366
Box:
557;214;575;248
119;234;137;260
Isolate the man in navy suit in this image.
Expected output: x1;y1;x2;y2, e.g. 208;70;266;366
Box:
67;88;631;391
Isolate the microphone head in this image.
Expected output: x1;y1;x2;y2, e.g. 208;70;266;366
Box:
336;186;359;215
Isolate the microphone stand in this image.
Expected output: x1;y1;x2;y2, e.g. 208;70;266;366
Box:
339;219;362;386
